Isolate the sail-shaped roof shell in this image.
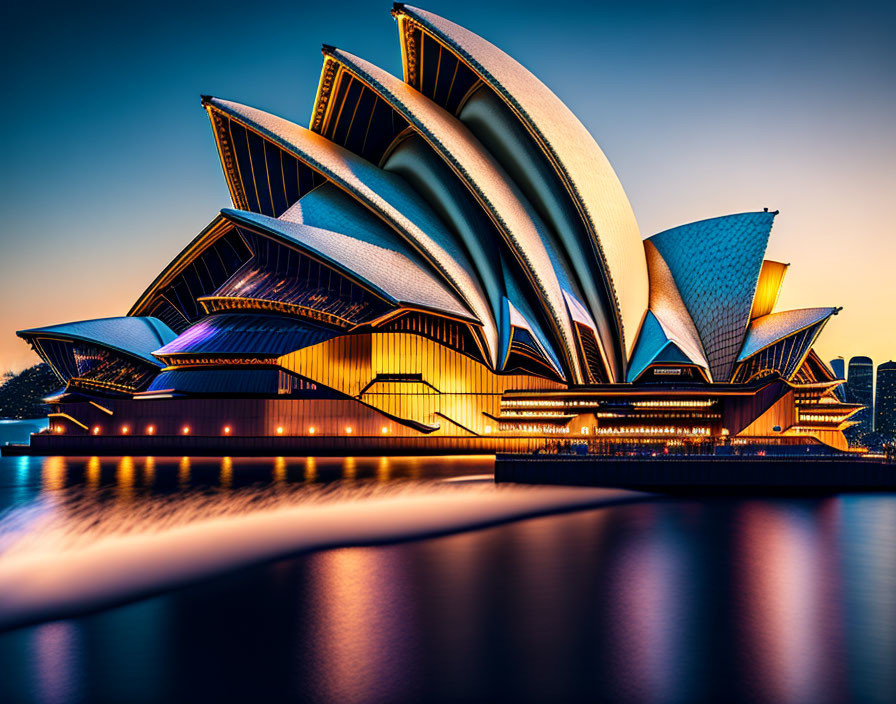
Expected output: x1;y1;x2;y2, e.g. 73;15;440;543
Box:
739;307;838;362
641;240;710;377
202;97;498;365
626;241;711;381
627;312;702;382
647;212;774;381
391;4;648;358
319;47;585;382
222;209;473;320
18;317;176;367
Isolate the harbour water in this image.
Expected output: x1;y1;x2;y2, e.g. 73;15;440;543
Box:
1;420;895;703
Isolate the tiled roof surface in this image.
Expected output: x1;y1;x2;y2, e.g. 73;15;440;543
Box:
325;48;582;382
204;97;498;365
739;307;837;361
643;240;710;377
648;212;774;381
18;317;176;366
223;210;473;320
393;5;649;357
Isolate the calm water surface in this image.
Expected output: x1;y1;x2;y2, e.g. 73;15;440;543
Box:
1;420;895;704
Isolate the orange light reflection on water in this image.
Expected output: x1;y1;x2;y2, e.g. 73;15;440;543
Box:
273;457;286;484
86;457;101;492
304;457;317;483
177;457;190;489
219;457;233;489
143;457;155;487
343;456;356;480
376;456;390;483
115;457;135;503
41;457;67;493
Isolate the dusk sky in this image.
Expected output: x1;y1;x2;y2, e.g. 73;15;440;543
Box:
1;0;893;373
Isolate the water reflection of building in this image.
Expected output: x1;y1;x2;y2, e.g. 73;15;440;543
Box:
16;6;860;454
735;502;839;703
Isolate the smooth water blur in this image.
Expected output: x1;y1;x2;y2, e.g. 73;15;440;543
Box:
0;451;495;558
0;420;895;704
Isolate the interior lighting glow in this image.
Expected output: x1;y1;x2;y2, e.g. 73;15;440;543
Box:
308;426;316;434
93;426;101;435
121;426;130;435
276;426;284;435
147;425;155;435
223;426;231;435
182;426;191;435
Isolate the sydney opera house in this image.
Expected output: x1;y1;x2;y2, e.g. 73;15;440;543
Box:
19;5;862;453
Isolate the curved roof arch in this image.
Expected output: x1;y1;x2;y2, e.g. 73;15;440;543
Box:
221;209;474;321
627;312;708;383
203;98;325;216
391;4;649;359
457;87;622;379
318;46;587;383
381;133;506;326
154;314;338;359
501;298;564;378
201;97;498;366
733;308;837;384
129;216;254;332
18;317;176;367
739;307;839;362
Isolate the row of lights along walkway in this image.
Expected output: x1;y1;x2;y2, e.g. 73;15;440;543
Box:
65;425;394;435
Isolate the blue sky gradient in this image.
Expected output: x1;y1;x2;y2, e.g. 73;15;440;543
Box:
1;0;894;371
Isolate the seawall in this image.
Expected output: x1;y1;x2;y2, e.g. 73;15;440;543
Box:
495;454;896;493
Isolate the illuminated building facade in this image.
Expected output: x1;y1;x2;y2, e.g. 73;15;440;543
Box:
18;4;861;453
875;361;896;442
845;356;874;444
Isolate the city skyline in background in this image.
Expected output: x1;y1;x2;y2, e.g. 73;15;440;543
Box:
835;356;896;443
1;0;894;373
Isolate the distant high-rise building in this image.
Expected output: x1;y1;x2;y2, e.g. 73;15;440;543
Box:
875;361;896;442
846;356;874;443
830;356;846;401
